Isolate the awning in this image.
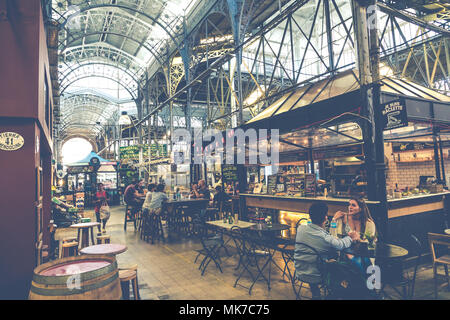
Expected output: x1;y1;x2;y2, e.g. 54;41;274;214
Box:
243;69;450;132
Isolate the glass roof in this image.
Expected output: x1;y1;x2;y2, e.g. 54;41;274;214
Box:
53;0;199;138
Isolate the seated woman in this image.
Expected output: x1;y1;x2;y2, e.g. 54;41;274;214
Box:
332;197;377;272
142;183;156;216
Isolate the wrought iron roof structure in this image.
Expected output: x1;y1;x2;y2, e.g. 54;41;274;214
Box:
45;0;449;163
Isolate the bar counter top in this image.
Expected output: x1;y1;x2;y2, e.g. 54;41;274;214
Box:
387;191;450;203
240;193;380;204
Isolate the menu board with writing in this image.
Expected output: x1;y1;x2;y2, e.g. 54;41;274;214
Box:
304;174;316;196
222;164;238;184
120;144;168;159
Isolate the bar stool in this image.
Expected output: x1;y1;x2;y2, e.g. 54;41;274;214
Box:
119;265;140;300
96;234;111;244
124;204;138;231
61;241;79;257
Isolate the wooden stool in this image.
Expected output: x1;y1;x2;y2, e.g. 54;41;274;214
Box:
96;235;111;244
119;265;140;300
62;237;78;243
62;241;79;257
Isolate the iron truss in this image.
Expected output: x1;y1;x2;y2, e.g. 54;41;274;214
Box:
49;0;449;162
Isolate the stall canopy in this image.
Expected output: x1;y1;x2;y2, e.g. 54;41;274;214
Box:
67;151;117;166
242;68;450;133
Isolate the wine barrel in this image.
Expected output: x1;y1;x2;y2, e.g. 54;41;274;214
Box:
29;255;122;300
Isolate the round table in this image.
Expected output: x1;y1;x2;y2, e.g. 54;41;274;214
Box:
70;222;101;249
346;242;408;260
80;244;128;256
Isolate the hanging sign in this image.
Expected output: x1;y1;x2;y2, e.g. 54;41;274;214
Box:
0;132;25;151
380;98;408;131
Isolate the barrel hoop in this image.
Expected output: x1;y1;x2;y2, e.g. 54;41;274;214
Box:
29;272;119;296
32;260;117;285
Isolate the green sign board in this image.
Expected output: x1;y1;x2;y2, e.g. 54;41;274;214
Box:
120;144;168;159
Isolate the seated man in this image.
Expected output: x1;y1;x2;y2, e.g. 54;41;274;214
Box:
147;184;168;215
124;180;145;216
294;202;359;299
191;179;211;200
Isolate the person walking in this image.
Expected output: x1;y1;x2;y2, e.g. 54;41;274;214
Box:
94;183;110;234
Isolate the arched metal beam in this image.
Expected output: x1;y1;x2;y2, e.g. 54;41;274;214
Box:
59;62;140;89
60;74;138;101
61;4;181;50
60;31;166;68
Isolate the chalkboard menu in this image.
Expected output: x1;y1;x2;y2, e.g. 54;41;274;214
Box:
267;175;278;194
222;164;238;184
304;174;316;196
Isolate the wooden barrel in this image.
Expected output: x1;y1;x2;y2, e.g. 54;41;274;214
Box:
29;254;122;300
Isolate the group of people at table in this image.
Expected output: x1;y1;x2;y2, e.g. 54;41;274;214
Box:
295;197;378;299
122;179;380;297
122;179;235;219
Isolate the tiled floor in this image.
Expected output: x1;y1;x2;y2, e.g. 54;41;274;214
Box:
62;205;450;300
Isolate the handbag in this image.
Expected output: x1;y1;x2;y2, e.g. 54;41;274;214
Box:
99;201;110;220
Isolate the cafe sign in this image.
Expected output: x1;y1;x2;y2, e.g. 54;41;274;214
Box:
380;98;408;131
0;132;25;151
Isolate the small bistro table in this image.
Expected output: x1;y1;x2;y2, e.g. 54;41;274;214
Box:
80;243;128;256
70;222;101;249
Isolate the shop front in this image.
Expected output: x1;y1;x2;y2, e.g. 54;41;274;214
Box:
237;69;450;247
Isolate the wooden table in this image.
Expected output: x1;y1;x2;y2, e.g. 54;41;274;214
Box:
70;222;100;249
80;243;128;256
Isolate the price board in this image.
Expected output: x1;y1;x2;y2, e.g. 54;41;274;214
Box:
222;164;238;184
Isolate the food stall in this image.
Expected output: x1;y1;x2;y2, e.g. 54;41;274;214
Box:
236;69;450;246
65;151;119;207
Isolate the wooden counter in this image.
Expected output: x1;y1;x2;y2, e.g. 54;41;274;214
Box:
387;192;449;219
240;193;380;216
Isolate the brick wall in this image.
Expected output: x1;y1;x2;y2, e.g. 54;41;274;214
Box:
385;143;450;191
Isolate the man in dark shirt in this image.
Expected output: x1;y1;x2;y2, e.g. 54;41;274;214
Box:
124;180;145;214
192;179;211;200
213;186;231;211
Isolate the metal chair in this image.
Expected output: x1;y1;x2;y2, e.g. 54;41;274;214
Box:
277;218;309;282
292;241;329;300
378;234;423;300
231;226;271;295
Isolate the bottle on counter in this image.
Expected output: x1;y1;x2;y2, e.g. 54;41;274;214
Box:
324;188;328;198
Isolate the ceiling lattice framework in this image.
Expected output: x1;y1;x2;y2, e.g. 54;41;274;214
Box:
52;0;191;139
